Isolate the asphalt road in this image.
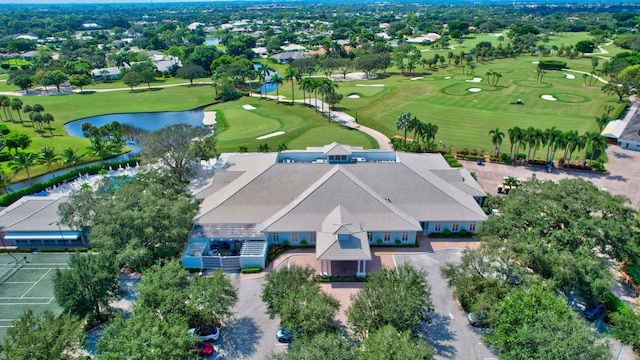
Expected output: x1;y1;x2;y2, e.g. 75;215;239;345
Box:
211;275;284;360
396;249;498;360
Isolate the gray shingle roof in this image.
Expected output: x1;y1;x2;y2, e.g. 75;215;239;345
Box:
620;111;640;144
316;232;372;261
195;149;487;236
0;194;72;232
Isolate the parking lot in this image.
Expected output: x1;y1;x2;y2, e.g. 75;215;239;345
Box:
396;249;497;360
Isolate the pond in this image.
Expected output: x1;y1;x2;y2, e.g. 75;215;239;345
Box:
253;64;281;94
64;109;206;154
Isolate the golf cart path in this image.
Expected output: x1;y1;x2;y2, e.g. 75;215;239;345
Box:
249;92;392;150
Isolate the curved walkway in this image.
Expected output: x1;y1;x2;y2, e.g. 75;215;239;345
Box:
250;93;392;150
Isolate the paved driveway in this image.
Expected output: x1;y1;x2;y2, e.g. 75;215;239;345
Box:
395;249;497;360
212;275;284;360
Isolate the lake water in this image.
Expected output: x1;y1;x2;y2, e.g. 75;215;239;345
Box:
205;37;221;46
64;109;206;138
253;64;281;93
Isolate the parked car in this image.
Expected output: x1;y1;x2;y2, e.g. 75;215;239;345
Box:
193;341;215;357
188;325;220;341
467;311;487;327
584;303;605;322
276;328;295;343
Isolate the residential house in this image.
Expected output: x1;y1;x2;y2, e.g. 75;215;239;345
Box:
182;144;487;275
91;66;123;81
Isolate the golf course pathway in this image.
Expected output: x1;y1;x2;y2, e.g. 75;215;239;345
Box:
249;92;392;150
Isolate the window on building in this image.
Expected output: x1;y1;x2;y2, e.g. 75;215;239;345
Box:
401;232;409;242
452;222;459;232
367;232;373;242
434;222;442;232
384;232;391;242
469;222;476;231
341;155;347;160
309;232;316;243
291;232;298;243
272;232;280;243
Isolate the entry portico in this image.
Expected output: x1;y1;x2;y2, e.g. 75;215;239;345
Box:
316;205;372;278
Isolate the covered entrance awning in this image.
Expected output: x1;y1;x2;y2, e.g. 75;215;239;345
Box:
315;205;372;277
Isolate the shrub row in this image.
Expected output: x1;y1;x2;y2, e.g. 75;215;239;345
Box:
0;158;140;207
241;267;262;274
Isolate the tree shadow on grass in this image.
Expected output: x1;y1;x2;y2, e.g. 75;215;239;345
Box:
422;312;457;359
217;316;262;359
78;91;96;95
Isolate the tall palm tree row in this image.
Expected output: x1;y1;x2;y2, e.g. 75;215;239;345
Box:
488;128;505;157
503;126;608;165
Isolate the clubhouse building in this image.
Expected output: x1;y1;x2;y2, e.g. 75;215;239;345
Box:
182;143;487;276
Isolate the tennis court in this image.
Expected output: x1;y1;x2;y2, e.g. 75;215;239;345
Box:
0;252;70;338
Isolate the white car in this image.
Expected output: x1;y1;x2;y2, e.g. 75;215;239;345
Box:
188;325;220;342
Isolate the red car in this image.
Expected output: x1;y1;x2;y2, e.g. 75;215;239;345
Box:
194;341;215;357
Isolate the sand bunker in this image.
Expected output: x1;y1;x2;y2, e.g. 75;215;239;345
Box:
202;111;217;126
347;94;360;99
465;77;482;83
410;77;424;80
532;61;539;64
565;73;575;79
355;84;385;87
541;95;557;101
256;131;285;140
468;88;482;93
444;76;452;79
243;104;257;110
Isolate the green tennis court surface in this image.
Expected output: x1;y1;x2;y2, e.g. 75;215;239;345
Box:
0;252;70;338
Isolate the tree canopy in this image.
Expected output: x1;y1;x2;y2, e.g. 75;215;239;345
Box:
441;178;638;358
140;124;216;183
347;263;432;337
261;265;339;338
58;169;198;271
53;253;123;323
1;309;84;360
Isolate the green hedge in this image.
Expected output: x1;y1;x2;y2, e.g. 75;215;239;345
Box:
0;158;140;207
604;291;628;313
538;59;567;70
241;267;262;274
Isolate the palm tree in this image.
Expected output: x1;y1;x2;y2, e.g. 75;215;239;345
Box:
0;168;11;195
0;96;11;121
409;116;422;142
532;129;547;160
424;122;439;144
524;127;538;162
39;145;60;177
543;127;562;163
271;74;283;103
396;112;412;147
322;79;339;122
494;72;502;86
43;113;54;136
285;67;297;103
310;79;321;110
9;152;37;183
508;126;524;162
594;114;610;132
488;128;505;157
590;135;608;161
562;130;580;162
11;98;23;125
256;63;272;99
62;148;85;172
29;111;44;135
582;131;601;165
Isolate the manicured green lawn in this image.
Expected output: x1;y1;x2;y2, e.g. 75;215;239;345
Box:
270;52;624;156
210;97;377;153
